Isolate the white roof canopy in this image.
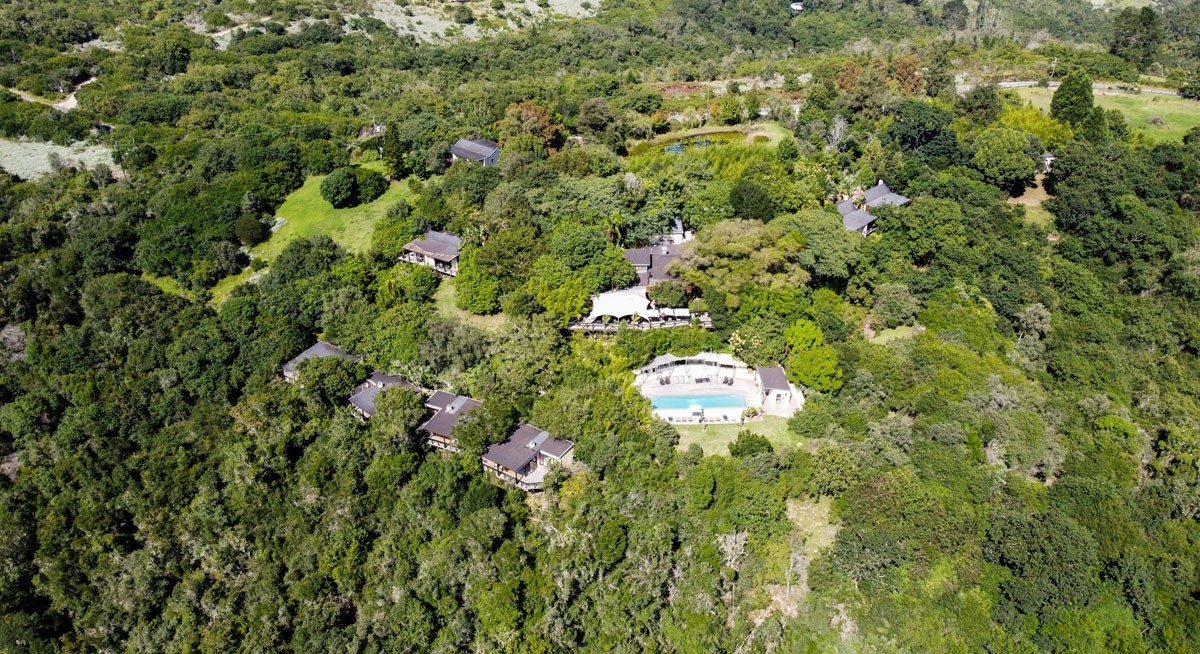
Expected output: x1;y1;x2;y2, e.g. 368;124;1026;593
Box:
585;288;652;322
639;351;747;374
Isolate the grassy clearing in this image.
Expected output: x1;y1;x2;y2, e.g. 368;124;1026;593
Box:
748;121;794;146
208;268;256;307
628;121;791;156
434;278;507;333
1022;204;1056;228
788;497;839;559
675;415;796;455
870;325;915;345
142;273;196;300
208;161;414;307
251;160;413;263
1014;87;1200;142
1008;175;1054;228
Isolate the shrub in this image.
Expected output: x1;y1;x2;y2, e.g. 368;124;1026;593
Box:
777;137;799;164
320;168;357;208
729;179;776;222
320;166;389;208
234;214;268;246
202;10;233;29
729;431;774;458
452;4;475;23
353;167;389;204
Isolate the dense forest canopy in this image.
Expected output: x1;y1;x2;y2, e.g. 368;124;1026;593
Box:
1;0;1200;651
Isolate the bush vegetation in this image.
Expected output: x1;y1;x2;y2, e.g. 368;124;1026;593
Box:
1;0;1199;651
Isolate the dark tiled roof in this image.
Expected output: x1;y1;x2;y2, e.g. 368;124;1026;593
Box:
349;384;385;417
842;209;876;232
623;243;683;287
403;230;461;262
348;372;415;417
757;365;790;391
863;182;910;209
426;390;457;411
282;341;357;377
449;138;500;161
624;247;652;267
367;371;405;386
483;423;574;472
863;181;892;204
420;394;482;438
836;200;857;217
865;193;911;209
539;436;574;459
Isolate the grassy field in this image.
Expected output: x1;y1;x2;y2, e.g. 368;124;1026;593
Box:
208;268;256;307
207;161;414;306
1014;87;1200;142
870;325;916;345
434;279;507;333
142;272;196;300
789;497;839;559
251;160;413;262
675;415;797;455
1008;175;1055;228
628;121;792;156
749;121;794;146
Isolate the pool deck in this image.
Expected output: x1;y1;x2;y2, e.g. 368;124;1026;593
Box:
636;375;763;424
643;377;760;401
634;359;804;424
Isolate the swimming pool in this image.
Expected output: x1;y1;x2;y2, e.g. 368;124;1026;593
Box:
652;394;746;410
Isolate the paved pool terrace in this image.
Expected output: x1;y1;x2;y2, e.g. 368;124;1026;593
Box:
652;393;746;409
633;352;804;424
640;377;763;424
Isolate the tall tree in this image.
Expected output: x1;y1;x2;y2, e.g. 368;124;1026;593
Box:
1050;71;1095;128
496;101;564;151
971;127;1040;195
1109;7;1163;72
382;121;410;179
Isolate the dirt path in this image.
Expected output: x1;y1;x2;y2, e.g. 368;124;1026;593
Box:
6;76;96;112
957;79;1184;97
3;87;51;105
51;77;96;111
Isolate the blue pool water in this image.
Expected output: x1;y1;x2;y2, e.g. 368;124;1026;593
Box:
652;394;746;410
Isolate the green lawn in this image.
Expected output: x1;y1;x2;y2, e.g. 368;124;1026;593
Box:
208;268;256;307
870;325;915;345
207;161;415;307
251;160;413;262
628;121;792;155
1014;87;1200;142
142;272;196;300
434;278;507;333
1021;204;1055;228
675;415;797;455
750;121;794;146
